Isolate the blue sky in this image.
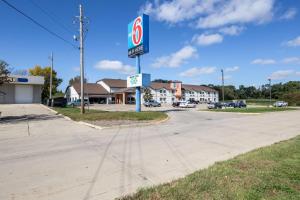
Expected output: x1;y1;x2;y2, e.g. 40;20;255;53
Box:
1;0;300;91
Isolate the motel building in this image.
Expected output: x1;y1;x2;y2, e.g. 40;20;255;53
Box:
65;78;219;105
0;75;44;104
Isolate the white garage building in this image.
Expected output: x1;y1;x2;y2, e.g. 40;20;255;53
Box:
0;75;44;104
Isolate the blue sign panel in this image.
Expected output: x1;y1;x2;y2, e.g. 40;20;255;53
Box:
17;78;28;83
128;14;149;58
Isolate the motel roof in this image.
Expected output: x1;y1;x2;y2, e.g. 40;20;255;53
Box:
72;83;109;95
100;78;127;88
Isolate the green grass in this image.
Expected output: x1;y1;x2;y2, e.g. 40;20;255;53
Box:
207;107;296;113
53;107;168;121
120;136;300;200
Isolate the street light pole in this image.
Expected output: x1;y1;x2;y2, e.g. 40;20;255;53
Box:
221;69;225;102
50;52;53;100
268;78;272;106
79;4;85;114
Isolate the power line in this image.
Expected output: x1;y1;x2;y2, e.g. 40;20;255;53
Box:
28;0;74;35
1;0;78;49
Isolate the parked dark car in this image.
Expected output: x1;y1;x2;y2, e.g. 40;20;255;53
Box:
235;101;247;108
226;102;236;107
189;99;199;104
50;97;67;107
172;102;181;107
207;102;224;109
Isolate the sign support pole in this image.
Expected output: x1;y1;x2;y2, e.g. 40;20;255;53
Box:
136;55;141;112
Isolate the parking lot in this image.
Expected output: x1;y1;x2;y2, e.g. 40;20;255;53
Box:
0;104;300;200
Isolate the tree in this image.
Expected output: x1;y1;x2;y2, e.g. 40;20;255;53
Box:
143;87;153;102
0;60;11;85
29;65;62;100
68;75;87;86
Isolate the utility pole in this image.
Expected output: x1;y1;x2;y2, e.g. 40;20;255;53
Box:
269;78;272;106
221;69;225;102
79;4;85;114
49;52;53;100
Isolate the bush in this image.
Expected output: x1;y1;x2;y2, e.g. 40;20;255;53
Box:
282;92;300;106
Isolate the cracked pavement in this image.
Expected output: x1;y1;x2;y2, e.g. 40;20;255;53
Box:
0;104;299;200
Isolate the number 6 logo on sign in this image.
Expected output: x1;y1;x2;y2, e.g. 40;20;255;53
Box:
132;16;143;46
128;14;149;58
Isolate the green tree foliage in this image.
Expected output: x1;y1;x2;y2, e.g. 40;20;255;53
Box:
209;81;300;101
143;88;153;102
29;65;62;101
68;75;87;86
0;60;11;85
282;92;300;106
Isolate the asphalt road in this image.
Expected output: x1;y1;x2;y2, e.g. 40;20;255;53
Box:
0;104;299;200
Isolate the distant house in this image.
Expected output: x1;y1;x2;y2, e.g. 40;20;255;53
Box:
65;78;219;104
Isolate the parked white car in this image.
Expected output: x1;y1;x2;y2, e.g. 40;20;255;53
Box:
179;101;196;108
273;101;288;107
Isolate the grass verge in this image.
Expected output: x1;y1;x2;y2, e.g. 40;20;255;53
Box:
53;107;168;121
207;107;296;113
120;136;300;200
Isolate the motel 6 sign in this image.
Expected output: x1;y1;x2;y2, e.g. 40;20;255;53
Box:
128;14;149;58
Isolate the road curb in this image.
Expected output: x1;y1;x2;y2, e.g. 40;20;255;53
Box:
86;115;170;129
77;121;104;130
40;104;169;130
41;104;58;114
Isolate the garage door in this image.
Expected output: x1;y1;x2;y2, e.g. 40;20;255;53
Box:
15;85;33;103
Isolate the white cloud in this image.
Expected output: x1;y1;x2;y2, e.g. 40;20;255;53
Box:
269;70;294;80
140;0;275;29
94;60;134;75
219;25;245;36
251;59;276;65
225;66;239;72
282;57;300;64
283;36;300;47
180;66;216;77
152;45;197;68
280;8;297;20
196;0;274;28
192;33;223;46
139;0;216;24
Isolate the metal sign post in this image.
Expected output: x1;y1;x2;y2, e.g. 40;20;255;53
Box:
136;55;141;112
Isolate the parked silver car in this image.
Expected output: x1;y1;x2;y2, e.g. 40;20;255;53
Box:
273;101;288;107
143;100;161;107
179;101;196;108
67;99;90;107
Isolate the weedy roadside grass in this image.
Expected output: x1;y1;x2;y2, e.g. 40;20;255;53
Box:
53;107;168;121
119;136;300;200
207;107;296;113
